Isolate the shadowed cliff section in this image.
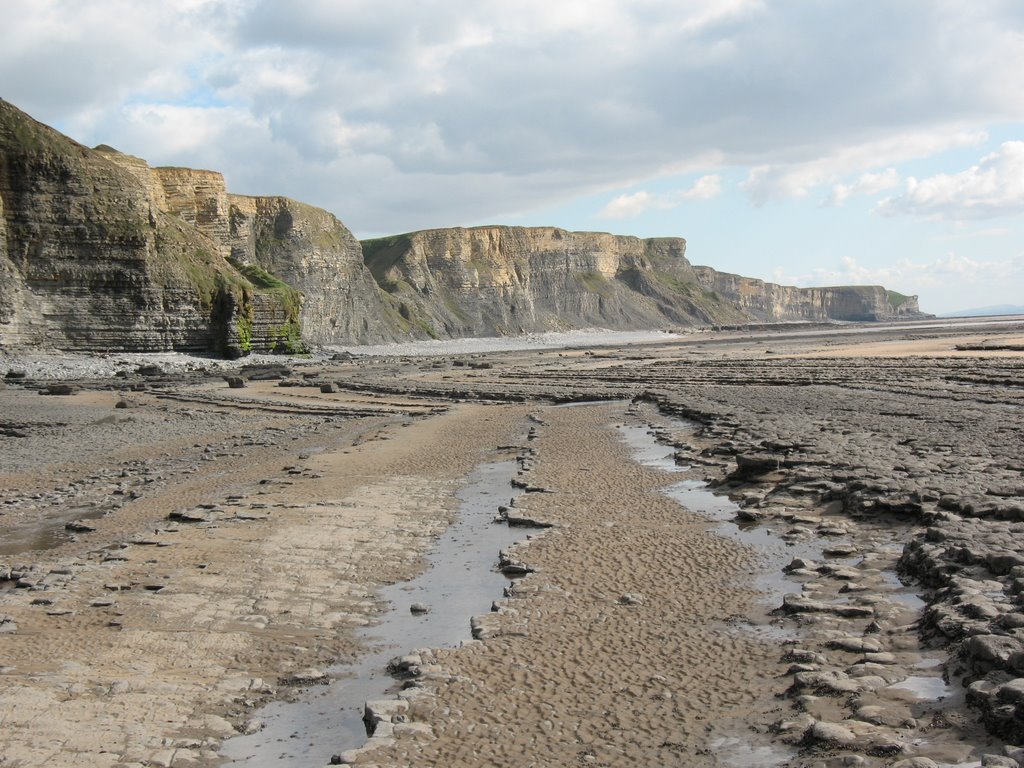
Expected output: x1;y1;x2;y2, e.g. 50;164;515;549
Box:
0;99;303;355
0;99;401;354
361;226;928;338
224;194;399;345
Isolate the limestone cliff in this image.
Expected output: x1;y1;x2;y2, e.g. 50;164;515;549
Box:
0;99;929;356
226;195;397;344
361;227;731;338
690;268;925;322
0;99;396;354
99;150;397;346
0;101;236;352
361;226;928;338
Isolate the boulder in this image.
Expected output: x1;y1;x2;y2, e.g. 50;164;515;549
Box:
734;453;782;477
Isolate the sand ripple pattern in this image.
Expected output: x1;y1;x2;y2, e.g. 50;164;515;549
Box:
364;402;781;767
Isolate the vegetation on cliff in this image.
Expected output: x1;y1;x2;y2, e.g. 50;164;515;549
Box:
227;259;306;354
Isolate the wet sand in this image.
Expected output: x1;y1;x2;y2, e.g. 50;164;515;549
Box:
0;382;531;766
1;316;1023;767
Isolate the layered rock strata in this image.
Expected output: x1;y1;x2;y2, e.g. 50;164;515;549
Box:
0;100;399;354
97;152;398;347
226;195;397;345
361;227;927;338
0;105;226;352
690;267;926;322
0;101;290;355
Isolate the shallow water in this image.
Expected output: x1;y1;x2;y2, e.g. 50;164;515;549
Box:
615;424;688;471
0;504;108;557
663;479;821;609
615;422;819;610
708;736;797;768
617;413;967;766
881;569;928;611
887;675;954;700
327;328;682;357
617;418;802;766
220;458;528;766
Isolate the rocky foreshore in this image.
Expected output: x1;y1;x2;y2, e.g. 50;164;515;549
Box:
328;318;1024;766
1;318;1022;767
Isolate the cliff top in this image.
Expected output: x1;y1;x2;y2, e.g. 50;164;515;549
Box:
362;224;685;242
1;98;88;156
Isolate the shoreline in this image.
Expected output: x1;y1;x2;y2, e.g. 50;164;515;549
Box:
4;314;1022;382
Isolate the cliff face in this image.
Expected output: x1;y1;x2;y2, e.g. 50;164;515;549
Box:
226;195;397;345
361;226;928;337
0;99;929;356
690;268;925;322
361;227;791;339
0;103;234;352
101;149;398;346
0;99;398;354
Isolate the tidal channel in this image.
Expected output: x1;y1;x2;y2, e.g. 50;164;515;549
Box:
221;455;529;766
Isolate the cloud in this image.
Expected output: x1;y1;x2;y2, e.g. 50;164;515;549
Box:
598;175;721;218
680;174;723;201
114;104;260;157
773;251;1024;291
824;168;901;207
0;1;229;117
600;191;656;219
876;142;1024;220
741;131;985;206
3;2;1024;233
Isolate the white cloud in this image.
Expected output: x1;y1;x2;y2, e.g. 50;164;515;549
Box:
599;191;655;219
116;104;261;158
680;174;722;201
877;142;1024;221
0;0;229;117
3;1;1024;233
772;251;1024;296
741;131;986;206
824;168;901;207
598;175;721;218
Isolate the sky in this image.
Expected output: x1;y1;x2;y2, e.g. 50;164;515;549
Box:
2;0;1023;314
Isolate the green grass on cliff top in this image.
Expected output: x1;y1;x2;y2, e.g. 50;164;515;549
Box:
886;289;911;308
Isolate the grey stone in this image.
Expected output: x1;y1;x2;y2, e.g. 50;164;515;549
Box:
982;756;1020;768
279;668;328;687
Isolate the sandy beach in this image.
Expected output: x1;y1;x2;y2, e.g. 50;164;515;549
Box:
2;316;1024;767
